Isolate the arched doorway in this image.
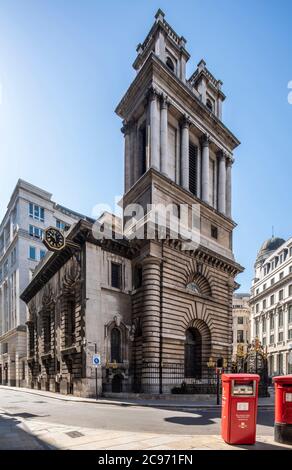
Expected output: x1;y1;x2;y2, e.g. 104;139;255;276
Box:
112;374;123;393
185;328;202;378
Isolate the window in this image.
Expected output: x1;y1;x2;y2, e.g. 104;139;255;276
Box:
139;125;147;177
66;299;76;347
262;336;266;347
10;248;16;266
278;354;284;374
133;265;142;289
256;303;259;313
189;143;198;196
256;288;259;295
289;329;292;340
290;265;292;273
270;334;274;345
263;283;267;291
279;310;283;328
44;313;51;353
270;295;275;306
237;330;244;343
111;262;122;289
206;98;213;112
289;285;292;297
29;225;43;239
40;250;46;260
278;331;283;342
166;56;175;72
279;289;284;301
56;220;69;231
271;278;275;286
237;317;244;325
29;203;44;222
255;320;259;336
262;317;266;333
263;299;267;309
111;328;121;363
289;305;292;324
279;271;284;280
270;314;274;330
3;260;8;276
211;225;218;239
29;246;36;260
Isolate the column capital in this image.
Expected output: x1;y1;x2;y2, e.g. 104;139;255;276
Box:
217;150;226;161
147;86;160;102
200;133;211;147
180;114;191;128
121;120;133;135
160;94;169;109
226;154;234;166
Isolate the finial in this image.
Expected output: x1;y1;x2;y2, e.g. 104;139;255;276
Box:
155;9;165;22
197;59;206;69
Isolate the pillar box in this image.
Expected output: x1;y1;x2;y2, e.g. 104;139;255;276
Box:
273;375;292;445
221;373;260;445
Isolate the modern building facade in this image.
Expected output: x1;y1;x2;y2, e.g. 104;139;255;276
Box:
232;293;250;359
20;10;243;397
0;179;92;386
250;236;292;376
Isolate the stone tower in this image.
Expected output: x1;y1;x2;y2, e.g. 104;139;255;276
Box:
116;9;243;391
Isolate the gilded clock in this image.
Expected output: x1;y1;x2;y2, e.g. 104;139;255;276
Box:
43;226;65;251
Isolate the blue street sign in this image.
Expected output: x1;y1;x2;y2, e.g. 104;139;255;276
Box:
92;354;101;367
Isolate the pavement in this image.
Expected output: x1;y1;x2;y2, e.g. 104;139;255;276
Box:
0;385;290;451
0;384;275;410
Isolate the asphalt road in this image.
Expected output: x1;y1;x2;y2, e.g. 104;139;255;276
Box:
0;388;275;437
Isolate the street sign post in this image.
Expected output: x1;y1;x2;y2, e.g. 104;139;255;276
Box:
92;354;101;367
92;349;100;401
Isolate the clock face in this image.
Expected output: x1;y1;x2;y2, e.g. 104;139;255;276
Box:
43;227;65;251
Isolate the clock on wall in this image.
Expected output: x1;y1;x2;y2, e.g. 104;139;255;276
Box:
43;226;65;252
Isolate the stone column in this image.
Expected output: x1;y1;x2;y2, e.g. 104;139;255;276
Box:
181;116;190;190
160;96;168;176
201;134;210;203
149;88;160;170
226;156;233;218
142;256;161;392
122;122;131;193
218;151;226;215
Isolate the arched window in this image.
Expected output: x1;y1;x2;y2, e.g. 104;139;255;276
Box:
111;328;121;363
186;282;200;294
185;328;202;378
166;57;175;72
206;98;213;112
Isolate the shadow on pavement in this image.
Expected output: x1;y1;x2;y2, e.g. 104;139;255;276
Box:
164;412;217;426
238;441;292;451
0;412;54;450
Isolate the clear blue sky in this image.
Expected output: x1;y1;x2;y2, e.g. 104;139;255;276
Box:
0;0;292;291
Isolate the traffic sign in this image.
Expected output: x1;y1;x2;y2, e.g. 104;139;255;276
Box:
92;354;101;367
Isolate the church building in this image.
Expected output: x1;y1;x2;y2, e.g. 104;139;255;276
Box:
20;10;243;397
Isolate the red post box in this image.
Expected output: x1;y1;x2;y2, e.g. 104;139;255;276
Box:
221;373;260;445
273;375;292;445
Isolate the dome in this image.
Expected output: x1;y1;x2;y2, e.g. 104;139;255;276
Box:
256;236;286;264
